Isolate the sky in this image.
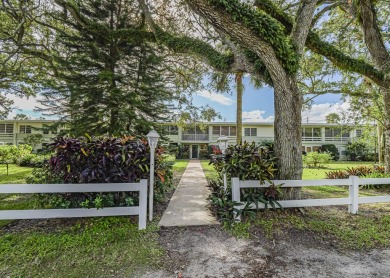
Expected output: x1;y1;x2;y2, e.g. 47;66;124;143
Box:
191;76;346;123
5;76;346;123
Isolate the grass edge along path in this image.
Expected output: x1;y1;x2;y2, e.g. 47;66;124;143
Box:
0;218;164;277
201;160;390;250
0;160;190;277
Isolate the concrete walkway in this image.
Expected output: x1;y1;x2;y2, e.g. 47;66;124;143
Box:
159;160;219;227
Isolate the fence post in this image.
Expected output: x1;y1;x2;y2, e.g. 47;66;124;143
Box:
348;175;359;214
223;172;227;191
138;179;148;229
231;177;241;221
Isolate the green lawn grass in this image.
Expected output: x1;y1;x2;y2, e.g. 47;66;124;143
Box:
200;160;219;180
302;161;374;180
0;165;34;227
0;164;33;184
0;218;163;277
0;160;192;277
200;160;390;250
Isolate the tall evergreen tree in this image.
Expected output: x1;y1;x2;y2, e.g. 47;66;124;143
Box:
35;0;196;136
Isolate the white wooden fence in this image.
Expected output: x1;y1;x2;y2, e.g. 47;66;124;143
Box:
232;176;390;216
0;179;148;230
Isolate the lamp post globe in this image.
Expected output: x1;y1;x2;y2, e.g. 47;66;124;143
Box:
218;136;229;154
146;130;160;222
146;130;160;149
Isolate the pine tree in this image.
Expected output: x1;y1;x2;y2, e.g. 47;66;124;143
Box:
38;0;188;136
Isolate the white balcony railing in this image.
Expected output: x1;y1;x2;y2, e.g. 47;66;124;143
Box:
325;137;350;142
302;136;322;142
181;134;209;141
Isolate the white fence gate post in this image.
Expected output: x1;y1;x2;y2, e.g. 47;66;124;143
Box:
231;177;241;221
138;179;148;229
348;175;359;214
223;172;227;191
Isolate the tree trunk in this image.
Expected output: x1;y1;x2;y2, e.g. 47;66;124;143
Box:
383;89;390;172
236;72;243;144
377;125;384;164
274;75;303;199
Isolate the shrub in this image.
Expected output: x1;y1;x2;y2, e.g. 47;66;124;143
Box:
360;172;390;189
28;136;173;209
199;149;209;159
177;144;190;159
345;165;373;176
345;141;373;161
208;142;280;224
0;144;33;164
321;144;339;160
325;165;390;190
303;152;332;168
374;165;385;173
17;153;51;167
325;170;349;179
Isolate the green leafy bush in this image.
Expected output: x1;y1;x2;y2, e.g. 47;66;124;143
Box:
345;165;373;176
303;152;332;168
345;141;374;161
17;153;51;167
27;136;173;209
321;144;339;160
208;142;280;224
325;170;349;179
360;172;390;189
325;165;390;190
0;145;32;164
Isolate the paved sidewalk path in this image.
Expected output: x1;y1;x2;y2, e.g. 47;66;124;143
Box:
159;160;219;227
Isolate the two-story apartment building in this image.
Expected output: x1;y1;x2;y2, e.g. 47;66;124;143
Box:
0;120;58;149
0;119;362;160
163;122;362;160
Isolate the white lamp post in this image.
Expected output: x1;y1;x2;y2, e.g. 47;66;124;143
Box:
146;130;160;221
218;136;229;190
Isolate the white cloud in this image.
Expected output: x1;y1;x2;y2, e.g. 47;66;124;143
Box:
3;94;51;119
242;110;274;122
196;90;235;106
7;94;45;110
302;101;350;123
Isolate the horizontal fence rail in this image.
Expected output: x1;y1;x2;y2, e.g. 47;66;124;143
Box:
232;176;390;219
0;179;148;230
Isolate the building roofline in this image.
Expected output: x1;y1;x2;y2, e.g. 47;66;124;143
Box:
0;119;56;123
160;121;364;127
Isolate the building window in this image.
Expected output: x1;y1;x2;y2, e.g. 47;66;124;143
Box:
230;126;237;136
0;124;13;134
325;128;349;138
342;131;349;138
163;125;178;135
213;126;236;136
19;125;32;134
221;126;229;136
313;128;321;137
212;126;220;135
302;127;321;137
312;146;321;152
169;125;178;135
356;129;362;137
244;128;257;137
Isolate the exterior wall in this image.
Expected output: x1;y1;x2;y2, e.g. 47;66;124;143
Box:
2;120;365;160
0;120;57;150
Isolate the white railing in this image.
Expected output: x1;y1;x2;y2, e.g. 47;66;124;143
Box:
302;136;322;142
325;137;350;142
181;134;209;141
0;179;148;230
232;176;390;217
